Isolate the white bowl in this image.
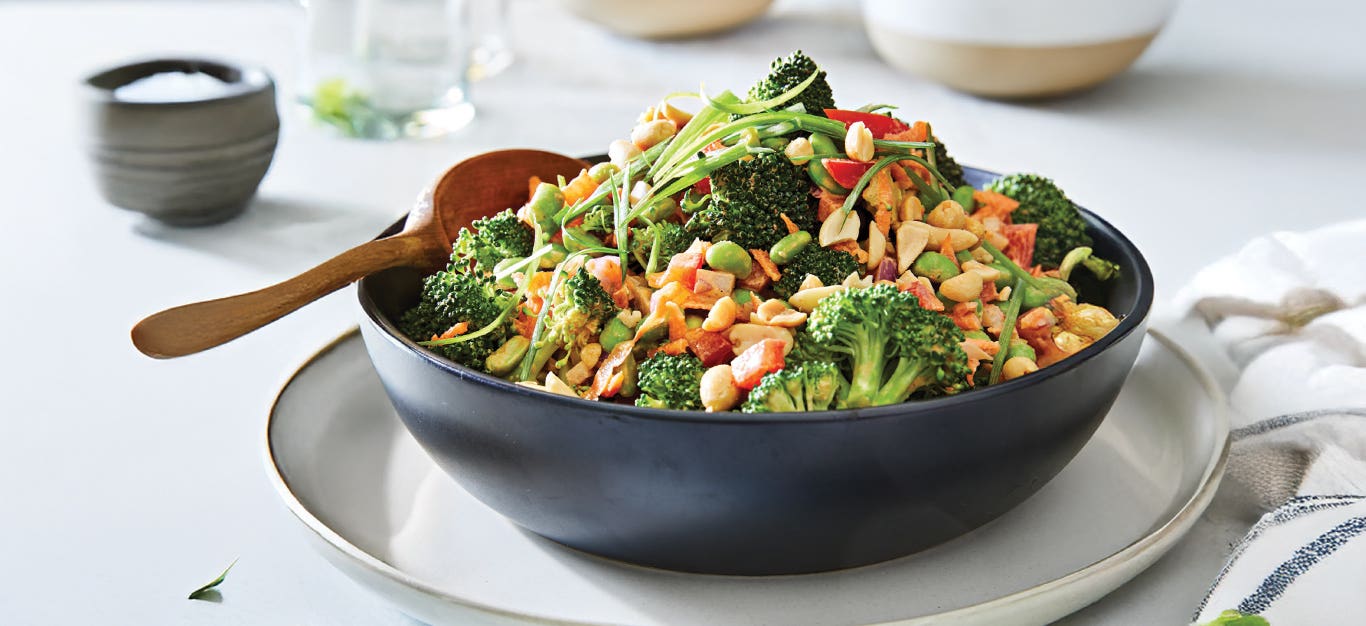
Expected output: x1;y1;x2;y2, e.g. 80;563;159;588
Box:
557;0;773;39
863;0;1179;98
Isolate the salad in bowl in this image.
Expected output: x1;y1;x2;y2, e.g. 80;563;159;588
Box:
397;50;1124;414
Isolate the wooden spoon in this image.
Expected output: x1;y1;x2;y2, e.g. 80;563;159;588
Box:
131;149;589;358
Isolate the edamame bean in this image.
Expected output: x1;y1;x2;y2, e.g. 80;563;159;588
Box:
486;336;531;377
527;183;564;234
619;354;639;397
731;288;755;305
562;226;602;253
807;134;851;195
587;162;619;184
761;137;790;151
705;241;753;278
911;251;961;283
642;197;679;223
769;231;812;265
539;243;568;269
952;185;976;213
1023;276;1073;308
964;330;990;341
1006;339;1036;361
599;317;633;352
685;315;704;330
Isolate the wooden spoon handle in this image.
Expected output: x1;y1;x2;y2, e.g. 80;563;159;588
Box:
132;235;432;358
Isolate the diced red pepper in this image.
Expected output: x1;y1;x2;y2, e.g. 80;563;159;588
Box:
730;339;786;390
1002;223;1038;269
822;158;873;189
584;256;622;295
687;329;734;368
822;109;910;139
694;177;711;195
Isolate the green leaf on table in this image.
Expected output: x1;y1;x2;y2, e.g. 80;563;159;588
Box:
187;558;237;601
310;78;374;138
1197;609;1271;626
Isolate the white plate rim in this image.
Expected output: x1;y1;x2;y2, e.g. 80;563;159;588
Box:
262;327;1230;626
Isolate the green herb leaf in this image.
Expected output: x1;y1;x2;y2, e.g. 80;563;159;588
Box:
187;558;237;601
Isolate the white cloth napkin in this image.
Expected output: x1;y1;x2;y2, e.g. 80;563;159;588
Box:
1172;220;1366;624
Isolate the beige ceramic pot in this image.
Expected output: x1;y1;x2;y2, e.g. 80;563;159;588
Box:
863;0;1179;98
558;0;773;39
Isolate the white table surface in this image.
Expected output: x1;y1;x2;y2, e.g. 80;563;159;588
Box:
1;0;1362;623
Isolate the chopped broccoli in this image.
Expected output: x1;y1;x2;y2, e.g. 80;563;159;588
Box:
1059;246;1120;281
772;245;860;299
525;269;619;378
450;209;535;274
930;134;966;189
686;152;816;251
987;174;1090;268
579;201;615;235
804;284;970;408
630;221;694;270
635;352;704;410
399;269;510;371
747;50;835;118
741;361;843;413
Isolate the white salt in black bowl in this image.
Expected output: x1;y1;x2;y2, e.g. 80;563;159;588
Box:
83;58;279;226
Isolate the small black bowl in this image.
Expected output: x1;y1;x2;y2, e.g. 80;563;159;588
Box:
357;165;1154;575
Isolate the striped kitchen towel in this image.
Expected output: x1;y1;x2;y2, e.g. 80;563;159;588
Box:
1175;220;1366;625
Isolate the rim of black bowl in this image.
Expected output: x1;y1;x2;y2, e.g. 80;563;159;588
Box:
83;57;273;105
358;167;1154;425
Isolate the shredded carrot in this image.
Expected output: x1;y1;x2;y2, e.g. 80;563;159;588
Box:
528;176;542;200
561;169;599;206
971;190;1019;223
888;163;916;191
779;213;799;234
884;121;929;143
950;302;981;331
433;321;469;340
815;190;845;221
829;240;867;265
586;341;634;400
901;160;933;189
861;168;899;213
906;280;944;311
939;237;958;268
512;311;536;338
873;208;892;236
751;249;782;281
658;338;689;355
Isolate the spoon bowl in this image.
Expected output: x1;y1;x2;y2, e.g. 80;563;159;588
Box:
131;148;588;358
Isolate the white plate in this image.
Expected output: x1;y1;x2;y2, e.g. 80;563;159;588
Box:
265;328;1227;626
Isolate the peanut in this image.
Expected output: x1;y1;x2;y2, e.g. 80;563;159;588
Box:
926;200;967;230
631;119;676;150
845;121;875;162
701;296;737;332
939;271;984;303
700;365;741;412
1002;356;1039;381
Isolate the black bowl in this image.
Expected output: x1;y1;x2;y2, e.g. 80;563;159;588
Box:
356;165;1154;575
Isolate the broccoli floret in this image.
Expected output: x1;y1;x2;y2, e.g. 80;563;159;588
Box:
544;270;617;349
630;221;694;269
930;134;966;189
579;202;615;235
399;269;510;371
804;284;970;408
987;174;1091;268
1059;246;1120;282
450;209;535;274
772;245;860;299
635;352;704;410
741;361;843;413
686;152;816;251
748;50;835;118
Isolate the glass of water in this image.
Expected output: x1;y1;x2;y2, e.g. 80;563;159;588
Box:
299;0;478;140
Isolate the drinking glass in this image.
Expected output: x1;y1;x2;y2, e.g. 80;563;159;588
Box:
299;0;477;140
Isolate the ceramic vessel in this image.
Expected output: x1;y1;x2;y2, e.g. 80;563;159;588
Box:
557;0;773;39
352;165;1156;576
83;58;279;225
863;0;1180;98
